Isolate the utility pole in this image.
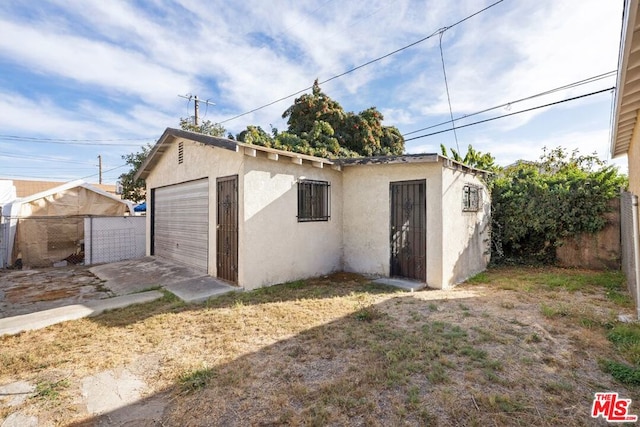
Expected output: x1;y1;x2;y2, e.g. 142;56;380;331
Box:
98;155;102;184
178;94;215;127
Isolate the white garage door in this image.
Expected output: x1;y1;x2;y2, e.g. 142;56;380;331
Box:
153;178;209;273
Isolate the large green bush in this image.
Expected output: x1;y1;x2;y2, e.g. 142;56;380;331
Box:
491;148;627;263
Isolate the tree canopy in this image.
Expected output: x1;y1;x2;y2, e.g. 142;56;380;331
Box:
440;144;499;173
179;118;227;137
237;80;405;158
118;143;152;203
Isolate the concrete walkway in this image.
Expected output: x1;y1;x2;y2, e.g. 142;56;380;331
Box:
0;257;240;336
0;291;162;336
373;277;427;292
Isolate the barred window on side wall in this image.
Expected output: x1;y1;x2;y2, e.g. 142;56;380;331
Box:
463;184;481;212
298;180;330;221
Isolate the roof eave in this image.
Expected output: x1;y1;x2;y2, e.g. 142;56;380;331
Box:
612;0;640;158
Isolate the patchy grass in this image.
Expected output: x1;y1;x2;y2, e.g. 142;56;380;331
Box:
32;379;70;401
0;268;638;426
179;367;215;394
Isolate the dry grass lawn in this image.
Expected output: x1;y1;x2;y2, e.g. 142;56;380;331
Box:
1;267;639;426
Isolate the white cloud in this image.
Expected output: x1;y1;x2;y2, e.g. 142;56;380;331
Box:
0;0;626;182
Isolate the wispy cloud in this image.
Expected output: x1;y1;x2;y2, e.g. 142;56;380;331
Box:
0;0;626;182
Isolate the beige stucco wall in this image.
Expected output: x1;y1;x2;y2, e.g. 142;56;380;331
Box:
241;153;343;290
145;138;490;290
440;167;491;287
143;138;244;279
629;115;640;197
341;162;444;288
144;139;343;290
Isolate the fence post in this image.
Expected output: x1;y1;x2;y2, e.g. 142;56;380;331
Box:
88;216;93;265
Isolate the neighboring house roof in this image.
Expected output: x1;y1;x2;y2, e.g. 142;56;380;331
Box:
137;128;488;180
16;179;134;214
5;178;118;198
612;0;640;158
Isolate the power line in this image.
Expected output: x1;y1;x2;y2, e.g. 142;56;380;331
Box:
0;137;152;146
0;135;155;142
219;0;506;124
0;140;155;147
404;87;614;142
402;71;616;136
80;164;127;180
438;28;459;153
0;153;97;165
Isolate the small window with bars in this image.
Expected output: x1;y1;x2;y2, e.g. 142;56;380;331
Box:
298;180;330;222
463;184;481;212
178;141;184;164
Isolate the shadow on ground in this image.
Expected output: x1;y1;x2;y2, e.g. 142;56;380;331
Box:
89;271;404;328
64;281;632;427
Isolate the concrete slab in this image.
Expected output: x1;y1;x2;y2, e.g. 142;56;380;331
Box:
82;369;145;415
0;291;163;336
373;277;427;292
1;412;38;427
91;256;241;303
165;276;239;303
90;257;203;296
0;381;34;407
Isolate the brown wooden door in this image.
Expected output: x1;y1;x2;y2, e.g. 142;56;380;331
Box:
217;175;238;284
390;180;426;281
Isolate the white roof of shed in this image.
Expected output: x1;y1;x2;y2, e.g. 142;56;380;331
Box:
16;179;134;213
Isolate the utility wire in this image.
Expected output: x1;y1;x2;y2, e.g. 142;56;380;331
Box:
0;135;155;143
402;71;616;136
80;164;127;180
404;87;614;142
219;0;505;124
438;28;459;153
0;153;98;165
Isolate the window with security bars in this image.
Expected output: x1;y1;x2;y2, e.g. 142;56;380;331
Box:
463;184;481;212
298;180;330;221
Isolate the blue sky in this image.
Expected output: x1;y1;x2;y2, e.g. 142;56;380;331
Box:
0;0;626;184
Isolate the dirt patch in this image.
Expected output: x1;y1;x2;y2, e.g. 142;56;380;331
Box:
0;266;113;318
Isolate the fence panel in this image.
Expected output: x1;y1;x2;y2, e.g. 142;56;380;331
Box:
2;215;146;268
84;216;146;265
620;190;640;319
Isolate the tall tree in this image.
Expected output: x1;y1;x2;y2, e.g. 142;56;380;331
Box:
238;80;405;158
118;143;152;203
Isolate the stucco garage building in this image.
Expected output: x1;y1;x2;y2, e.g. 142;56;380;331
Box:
136;128;490;291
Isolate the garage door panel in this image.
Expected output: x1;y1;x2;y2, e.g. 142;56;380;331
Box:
153;179;209;273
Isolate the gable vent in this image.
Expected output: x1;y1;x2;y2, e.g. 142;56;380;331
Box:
178;141;184;164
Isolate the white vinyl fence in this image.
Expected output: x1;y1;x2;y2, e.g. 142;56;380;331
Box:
84;216;146;265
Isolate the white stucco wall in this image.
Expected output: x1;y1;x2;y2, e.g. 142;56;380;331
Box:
341;162;444;287
241;153;343;290
440;166;491;287
145;138;489;291
143;138;244;279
